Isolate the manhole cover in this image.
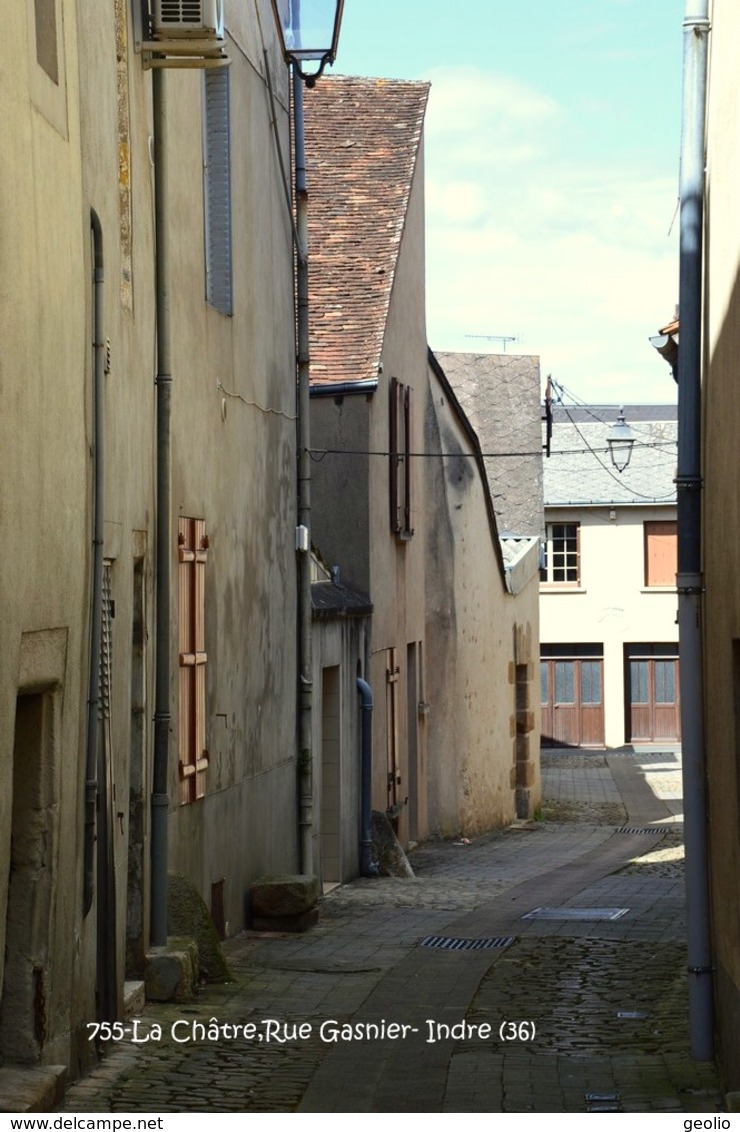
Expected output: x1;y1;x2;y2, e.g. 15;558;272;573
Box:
419;935;514;951
522;907;629;922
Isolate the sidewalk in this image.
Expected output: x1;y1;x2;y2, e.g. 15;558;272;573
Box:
60;747;725;1114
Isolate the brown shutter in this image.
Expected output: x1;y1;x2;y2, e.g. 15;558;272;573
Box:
178;517;209;804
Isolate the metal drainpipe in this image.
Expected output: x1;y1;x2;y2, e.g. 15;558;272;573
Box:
356;678;379;877
677;0;713;1062
151;65;172;947
84;210;105;916
294;70;314;876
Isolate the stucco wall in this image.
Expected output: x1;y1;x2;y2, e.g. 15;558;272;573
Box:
1;0;300;1078
424;370;541;836
310;147;431;847
540;505;678;747
702;0;740;1088
0;0;93;1072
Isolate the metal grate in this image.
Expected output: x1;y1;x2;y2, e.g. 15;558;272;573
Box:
419;935;514;951
615;826;664;835
523;907;629;922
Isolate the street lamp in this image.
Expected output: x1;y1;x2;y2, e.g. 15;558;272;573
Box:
606;407;635;473
270;0;344;85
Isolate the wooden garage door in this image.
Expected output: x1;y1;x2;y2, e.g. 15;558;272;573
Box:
626;646;681;742
541;650;604;748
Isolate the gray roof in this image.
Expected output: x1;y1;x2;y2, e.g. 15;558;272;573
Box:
434;352;544;537
312;580;373;619
544;404;677;507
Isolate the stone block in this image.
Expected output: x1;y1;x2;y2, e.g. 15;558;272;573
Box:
167;872;230;982
0;1065;67;1113
123;979;145;1017
144;939;198;1002
372;811;414;878
250;907;320;933
249;874;320;918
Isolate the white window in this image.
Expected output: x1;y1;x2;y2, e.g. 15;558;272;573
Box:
541;522;580;585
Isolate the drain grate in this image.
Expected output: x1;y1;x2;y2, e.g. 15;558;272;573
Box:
419;935;514;951
522;907;629;922
615;826;664;835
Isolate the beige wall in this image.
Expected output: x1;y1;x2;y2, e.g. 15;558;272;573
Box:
424;369;541;836
310;147;431;847
702;0;740;1088
540;505;678;747
0;0;92;1071
1;0;301;1077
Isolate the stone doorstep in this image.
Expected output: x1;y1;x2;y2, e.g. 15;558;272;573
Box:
123;980;145;1017
0;1064;67;1114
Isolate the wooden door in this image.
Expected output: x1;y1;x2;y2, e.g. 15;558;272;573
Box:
628;654;680;742
541;656;604;747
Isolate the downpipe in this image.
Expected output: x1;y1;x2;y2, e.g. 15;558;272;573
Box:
677;0;713;1062
151;66;172;947
356;678;379;877
84;210;105;916
294;71;314;875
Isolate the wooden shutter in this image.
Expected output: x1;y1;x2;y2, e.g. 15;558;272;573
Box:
203;69;233;316
644;521;677;586
178;518;209;804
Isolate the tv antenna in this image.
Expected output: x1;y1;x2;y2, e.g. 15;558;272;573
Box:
465;333;519;353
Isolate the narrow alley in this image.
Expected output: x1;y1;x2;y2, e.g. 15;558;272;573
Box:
60;748;724;1114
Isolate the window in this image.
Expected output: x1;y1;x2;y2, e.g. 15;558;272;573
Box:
644;520;677;587
203;69;233;316
540;523;580;585
178;518;209;804
389;377;413;537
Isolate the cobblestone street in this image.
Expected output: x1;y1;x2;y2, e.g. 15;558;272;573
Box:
60;747;725;1114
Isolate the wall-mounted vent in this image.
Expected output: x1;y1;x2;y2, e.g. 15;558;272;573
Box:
152;0;224;38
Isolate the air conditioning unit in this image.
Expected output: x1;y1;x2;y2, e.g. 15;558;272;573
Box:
152;0;224;38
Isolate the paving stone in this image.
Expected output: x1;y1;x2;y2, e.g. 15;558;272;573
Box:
58;748;726;1115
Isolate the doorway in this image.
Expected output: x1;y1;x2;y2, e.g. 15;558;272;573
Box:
625;644;681;742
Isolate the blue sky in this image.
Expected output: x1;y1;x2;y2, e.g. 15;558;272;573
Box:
330;0;684;404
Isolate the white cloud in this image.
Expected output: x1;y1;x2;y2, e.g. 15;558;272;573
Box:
422;65;679;403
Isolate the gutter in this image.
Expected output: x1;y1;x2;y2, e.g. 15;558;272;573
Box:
676;0;713;1062
310;379;379;398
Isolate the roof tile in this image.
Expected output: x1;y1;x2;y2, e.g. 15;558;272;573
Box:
304;76;430;386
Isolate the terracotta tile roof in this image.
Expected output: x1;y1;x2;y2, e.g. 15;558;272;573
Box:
303;76;429;386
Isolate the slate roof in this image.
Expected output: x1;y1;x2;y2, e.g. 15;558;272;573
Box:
311;580;373;620
303;76;430;387
544;404;677;507
434;352;544;537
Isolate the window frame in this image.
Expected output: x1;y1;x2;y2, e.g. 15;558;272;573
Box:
540;521;581;586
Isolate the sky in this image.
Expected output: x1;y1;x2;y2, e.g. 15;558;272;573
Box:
331;0;684;406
